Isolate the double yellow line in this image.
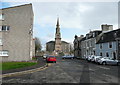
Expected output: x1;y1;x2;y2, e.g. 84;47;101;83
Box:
1;63;52;78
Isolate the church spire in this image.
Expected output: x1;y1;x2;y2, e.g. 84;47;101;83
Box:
55;17;62;53
57;17;59;26
56;17;60;34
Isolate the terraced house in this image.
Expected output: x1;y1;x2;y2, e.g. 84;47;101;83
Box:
0;4;34;62
74;24;120;60
96;28;120;60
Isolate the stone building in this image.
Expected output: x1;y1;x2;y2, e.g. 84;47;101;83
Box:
46;18;71;55
46;41;70;54
80;30;102;59
74;30;101;59
0;4;34;62
46;41;55;53
74;24;113;59
73;35;84;58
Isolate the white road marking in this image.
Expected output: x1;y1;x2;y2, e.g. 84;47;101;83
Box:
89;68;94;71
97;66;110;70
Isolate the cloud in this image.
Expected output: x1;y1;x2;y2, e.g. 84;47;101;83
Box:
1;2;119;50
2;0;120;2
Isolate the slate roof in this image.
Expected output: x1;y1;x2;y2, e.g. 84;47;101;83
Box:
86;30;102;39
80;30;102;42
96;28;120;44
46;41;69;44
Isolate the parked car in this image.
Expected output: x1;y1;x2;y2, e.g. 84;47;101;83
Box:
43;54;48;59
98;57;120;65
62;55;75;59
87;55;94;62
91;56;103;63
46;56;56;63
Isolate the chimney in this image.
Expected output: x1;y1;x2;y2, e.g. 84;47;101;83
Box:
80;35;84;38
101;24;113;32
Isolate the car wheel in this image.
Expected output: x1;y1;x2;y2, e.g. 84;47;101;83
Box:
102;61;106;65
117;62;120;66
97;62;100;65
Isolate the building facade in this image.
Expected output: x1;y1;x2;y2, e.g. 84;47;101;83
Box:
74;24;115;59
0;4;34;62
46;18;71;55
96;28;120;60
46;41;55;53
73;35;84;58
46;41;71;55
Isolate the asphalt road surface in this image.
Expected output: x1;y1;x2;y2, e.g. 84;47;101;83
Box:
2;56;120;84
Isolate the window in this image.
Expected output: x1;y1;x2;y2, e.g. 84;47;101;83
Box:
0;14;4;20
93;51;95;55
0;38;2;45
106;52;109;57
109;42;112;48
1;26;10;31
93;33;95;37
100;52;102;56
0;51;8;56
113;52;116;59
101;37;103;40
91;41;92;47
100;44;102;49
0;26;1;31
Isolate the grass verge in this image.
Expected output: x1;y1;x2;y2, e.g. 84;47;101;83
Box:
1;62;37;71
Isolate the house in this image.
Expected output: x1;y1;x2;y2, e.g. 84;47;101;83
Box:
73;24;115;59
73;35;84;58
80;30;102;59
0;4;34;62
96;28;120;60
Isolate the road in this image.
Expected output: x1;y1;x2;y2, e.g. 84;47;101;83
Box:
2;56;120;84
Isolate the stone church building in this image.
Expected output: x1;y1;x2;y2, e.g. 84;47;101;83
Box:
46;18;71;55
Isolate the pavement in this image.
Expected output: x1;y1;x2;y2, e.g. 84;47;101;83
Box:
2;57;47;75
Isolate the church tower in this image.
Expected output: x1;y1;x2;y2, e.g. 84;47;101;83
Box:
55;18;62;53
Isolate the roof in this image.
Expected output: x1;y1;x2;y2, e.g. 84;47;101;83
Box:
1;3;32;10
62;41;69;44
46;41;55;44
96;28;120;44
86;30;102;39
80;30;102;42
46;41;69;44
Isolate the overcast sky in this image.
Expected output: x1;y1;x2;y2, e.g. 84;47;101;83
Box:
1;0;119;50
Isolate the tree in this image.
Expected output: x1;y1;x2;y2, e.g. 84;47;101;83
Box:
69;44;74;55
35;37;42;56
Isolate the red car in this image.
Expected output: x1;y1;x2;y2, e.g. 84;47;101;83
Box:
46;56;56;63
